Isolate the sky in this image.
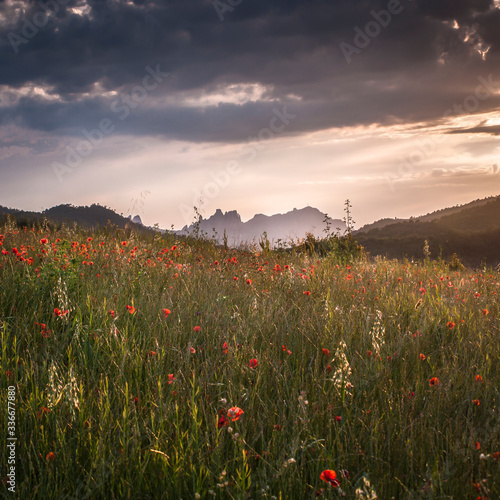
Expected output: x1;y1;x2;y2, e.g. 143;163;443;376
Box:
1;0;500;229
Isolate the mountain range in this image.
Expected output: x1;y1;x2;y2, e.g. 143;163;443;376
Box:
1;195;500;266
177;207;346;247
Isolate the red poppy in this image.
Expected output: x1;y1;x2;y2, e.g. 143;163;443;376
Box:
429;377;439;386
475;442;481;450
475;375;484;383
335;416;342;422
87;237;92;242
320;470;340;487
228;407;244;421
248;358;258;368
482;309;489;316
167;374;175;385
446;321;455;329
217;414;228;428
109;310;115;318
304;291;311;296
121;241;127;246
222;342;228;354
246;279;252;285
472;399;480;406
190;347;196;354
322;348;330;356
40;238;48;245
419;353;426;361
171;245;177;251
46;452;55;462
37;407;50;419
193;326;201;332
126;305;136;314
163;308;171;318
54;308;68;317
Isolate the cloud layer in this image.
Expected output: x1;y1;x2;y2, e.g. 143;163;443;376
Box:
1;0;500;144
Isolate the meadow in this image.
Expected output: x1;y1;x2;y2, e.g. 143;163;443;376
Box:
1;219;499;499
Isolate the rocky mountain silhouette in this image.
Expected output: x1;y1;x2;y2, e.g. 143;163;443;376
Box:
178;207;346;247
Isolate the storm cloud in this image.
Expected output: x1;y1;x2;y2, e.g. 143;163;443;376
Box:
1;0;499;143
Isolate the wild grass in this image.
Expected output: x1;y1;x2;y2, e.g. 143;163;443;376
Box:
1;222;499;499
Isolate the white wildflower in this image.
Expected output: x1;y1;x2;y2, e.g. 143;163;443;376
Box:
370;310;385;356
355;475;378;499
331;341;353;396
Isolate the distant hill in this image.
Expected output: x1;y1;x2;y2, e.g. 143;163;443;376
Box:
355;195;500;267
0;203;148;232
178;207;346;247
355;218;406;233
356;195;499;233
417;196;498;223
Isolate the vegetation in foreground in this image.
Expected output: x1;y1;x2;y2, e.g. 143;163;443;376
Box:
1;219;499;499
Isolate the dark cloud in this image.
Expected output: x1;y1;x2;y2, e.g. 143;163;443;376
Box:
418;0;493;20
0;0;499;143
447;123;500;135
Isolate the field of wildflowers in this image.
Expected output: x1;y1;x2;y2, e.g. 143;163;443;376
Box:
1;219;499;498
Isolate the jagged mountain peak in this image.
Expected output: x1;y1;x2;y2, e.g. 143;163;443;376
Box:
207;209;242;224
177;206;346;246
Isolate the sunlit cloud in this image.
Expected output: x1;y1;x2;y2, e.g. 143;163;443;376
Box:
173;83;275;108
